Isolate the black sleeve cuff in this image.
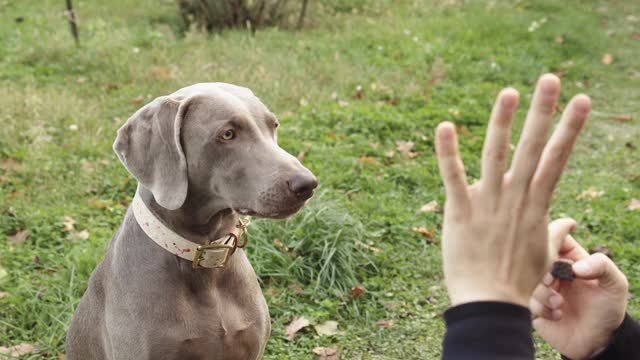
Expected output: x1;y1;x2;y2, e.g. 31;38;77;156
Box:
443;301;534;360
566;313;640;360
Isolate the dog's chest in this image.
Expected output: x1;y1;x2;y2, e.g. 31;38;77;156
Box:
142;292;269;360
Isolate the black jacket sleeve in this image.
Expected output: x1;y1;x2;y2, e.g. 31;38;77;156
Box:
562;313;640;360
442;301;534;360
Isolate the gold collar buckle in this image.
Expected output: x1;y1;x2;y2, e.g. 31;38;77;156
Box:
192;218;251;269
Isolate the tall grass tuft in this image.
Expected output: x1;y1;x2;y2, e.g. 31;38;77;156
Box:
248;190;376;296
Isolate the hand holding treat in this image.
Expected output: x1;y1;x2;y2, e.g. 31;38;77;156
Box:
436;74;591;307
530;234;629;359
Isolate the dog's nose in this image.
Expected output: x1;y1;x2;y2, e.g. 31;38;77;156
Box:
287;174;318;199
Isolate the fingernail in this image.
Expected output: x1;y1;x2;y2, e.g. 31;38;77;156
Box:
539;74;560;95
542;273;554;286
500;90;518;110
548;295;563;308
573;94;592;115
573;260;591;275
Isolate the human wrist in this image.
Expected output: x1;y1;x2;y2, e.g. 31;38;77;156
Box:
447;282;530;308
583;317;625;359
562;315;623;360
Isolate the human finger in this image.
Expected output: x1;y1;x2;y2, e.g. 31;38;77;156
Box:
547;218;577;263
480;88;519;197
436;122;470;210
530;94;591;204
530;284;563;320
509;74;560;192
558;234;590;262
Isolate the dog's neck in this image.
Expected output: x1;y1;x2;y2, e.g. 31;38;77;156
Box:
137;185;239;246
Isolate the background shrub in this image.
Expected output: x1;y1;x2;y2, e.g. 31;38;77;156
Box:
177;0;303;31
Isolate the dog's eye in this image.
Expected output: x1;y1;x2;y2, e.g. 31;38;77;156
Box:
221;129;235;140
274;122;280;129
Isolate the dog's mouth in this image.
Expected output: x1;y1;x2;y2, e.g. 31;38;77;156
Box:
236;202;307;220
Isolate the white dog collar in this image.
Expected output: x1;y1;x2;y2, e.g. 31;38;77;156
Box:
131;191;249;269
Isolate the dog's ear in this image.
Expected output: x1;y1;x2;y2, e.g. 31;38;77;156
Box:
113;95;191;210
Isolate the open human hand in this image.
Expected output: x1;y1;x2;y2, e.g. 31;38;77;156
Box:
436;74;591;307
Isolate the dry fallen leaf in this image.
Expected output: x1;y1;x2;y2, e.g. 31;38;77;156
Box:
456;124;472;136
419;200;439;213
358;156;377;165
555;35;565;44
103;83;119;92
354;240;382;253
395;140;418;158
376;320;395;328
93;201;109;209
576;187;605;200
609;114;633;122
554;69;568;78
602;53;614;65
131;95;145;104
314;320;341;336
147;66;173;81
395;140;415;153
628;198;640;211
0;291;9;299
9;229;31;245
77;229;90;240
411;227;437;244
63;216;76;231
266;287;278;296
385;150;395;158
289;283;304;295
274;239;297;258
350;285;366;297
0;159;25;172
274;238;288;252
58;353;66;360
285;316;310;341
0;343;37;357
296;151;306;162
447;107;460;116
313;347;339;360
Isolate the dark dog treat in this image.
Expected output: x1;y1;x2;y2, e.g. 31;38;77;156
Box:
551;259;575;281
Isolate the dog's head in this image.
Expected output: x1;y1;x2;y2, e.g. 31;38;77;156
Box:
113;83;317;219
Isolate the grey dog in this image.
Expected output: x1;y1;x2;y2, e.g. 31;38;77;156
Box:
66;83;317;360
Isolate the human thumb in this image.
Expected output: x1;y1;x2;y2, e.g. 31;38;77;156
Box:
573;253;629;291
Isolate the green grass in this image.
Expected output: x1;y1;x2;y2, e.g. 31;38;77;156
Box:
1;0;639;359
